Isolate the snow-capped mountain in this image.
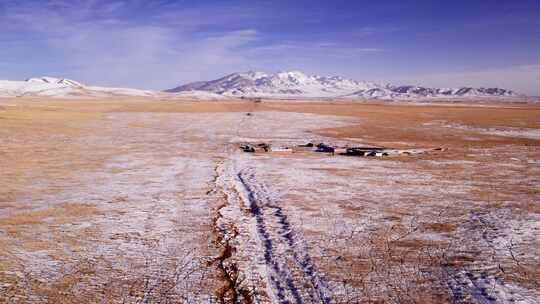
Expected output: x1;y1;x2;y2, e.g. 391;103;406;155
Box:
0;73;521;100
26;77;84;87
0;77;157;98
166;71;379;98
166;71;520;99
347;85;517;99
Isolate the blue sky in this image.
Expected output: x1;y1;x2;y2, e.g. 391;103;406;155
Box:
1;0;539;94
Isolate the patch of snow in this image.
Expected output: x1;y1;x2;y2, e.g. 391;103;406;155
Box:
168;90;230;100
484;128;540;140
436;121;540;140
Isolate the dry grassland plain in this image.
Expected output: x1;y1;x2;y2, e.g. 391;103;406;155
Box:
0;98;539;303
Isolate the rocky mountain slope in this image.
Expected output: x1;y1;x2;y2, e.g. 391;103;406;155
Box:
166;71;520;99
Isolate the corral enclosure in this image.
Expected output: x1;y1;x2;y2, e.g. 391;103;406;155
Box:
0;99;539;303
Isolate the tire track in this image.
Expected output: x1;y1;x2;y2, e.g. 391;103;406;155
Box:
210;156;334;303
446;210;539;304
235;168;333;304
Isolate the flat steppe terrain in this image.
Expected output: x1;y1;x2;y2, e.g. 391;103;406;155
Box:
1;98;539;303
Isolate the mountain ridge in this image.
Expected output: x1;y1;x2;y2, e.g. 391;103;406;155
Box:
0;77;156;98
0;73;524;100
166;71;520;99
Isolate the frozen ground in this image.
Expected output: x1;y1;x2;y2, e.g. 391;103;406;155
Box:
424;121;540;140
0;105;539;303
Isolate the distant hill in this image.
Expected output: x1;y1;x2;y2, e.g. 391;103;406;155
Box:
166;70;521;100
0;77;156;98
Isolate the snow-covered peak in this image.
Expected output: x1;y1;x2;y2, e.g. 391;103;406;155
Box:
166;70;521;100
167;70;383;97
0;76;157;98
275;71;310;82
26;77;84;87
238;71;268;80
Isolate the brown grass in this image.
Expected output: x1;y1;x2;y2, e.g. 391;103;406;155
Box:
0;203;98;227
262;101;540;149
1;97;539;303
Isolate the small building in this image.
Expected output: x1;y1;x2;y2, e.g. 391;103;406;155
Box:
240;145;255;153
344;148;367;156
366;151;377;157
240;143;272;153
344;147;386;157
256;143;270;152
334;148;348;154
315;143;335;154
271;147;293;153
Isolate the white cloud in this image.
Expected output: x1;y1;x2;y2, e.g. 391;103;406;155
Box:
0;1;263;89
61;27;260;89
5;0;533;95
0;1;387;89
